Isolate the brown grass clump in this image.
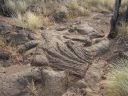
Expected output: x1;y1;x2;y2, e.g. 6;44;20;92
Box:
5;0;128;30
27;79;38;96
15;12;43;30
115;23;128;49
118;23;128;37
105;59;128;96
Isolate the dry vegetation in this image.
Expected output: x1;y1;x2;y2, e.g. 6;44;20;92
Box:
27;79;38;96
5;0;128;30
114;23;128;49
118;23;128;39
15;12;43;30
105;20;128;96
105;59;128;96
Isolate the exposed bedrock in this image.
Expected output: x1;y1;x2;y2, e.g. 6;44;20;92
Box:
31;23;109;77
41;68;67;96
0;67;41;96
0;22;111;96
29;23;111;96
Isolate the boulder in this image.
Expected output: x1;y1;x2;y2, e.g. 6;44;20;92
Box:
86;39;110;56
68;23;104;39
0;50;10;60
19;40;40;53
41;68;67;96
53;11;67;23
0;66;41;96
32;54;49;66
0;23;13;36
85;60;107;96
7;33;29;45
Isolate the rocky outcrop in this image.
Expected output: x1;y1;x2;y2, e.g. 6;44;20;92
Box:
85;60;107;96
0;49;10;60
0;66;41;96
41;68;67;96
31;24;96;77
0;23;13;38
0;19;111;96
30;23;109;77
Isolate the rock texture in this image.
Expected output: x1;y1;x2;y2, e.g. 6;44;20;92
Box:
41;68;67;96
31;24;95;77
85;60;107;96
0;66;41;96
0;13;112;96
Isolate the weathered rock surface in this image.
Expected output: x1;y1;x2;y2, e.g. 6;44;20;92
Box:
31;23;96;77
0;23;13;35
0;66;41;96
7;33;29;45
30;23;110;78
41;68;67;96
86;39;110;57
85;60;107;96
0;16;111;96
0;49;10;60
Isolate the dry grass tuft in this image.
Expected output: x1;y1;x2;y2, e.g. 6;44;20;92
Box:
118;23;128;36
105;59;128;96
5;0;128;29
15;12;43;30
27;79;38;96
116;23;128;49
5;0;128;16
5;0;27;14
